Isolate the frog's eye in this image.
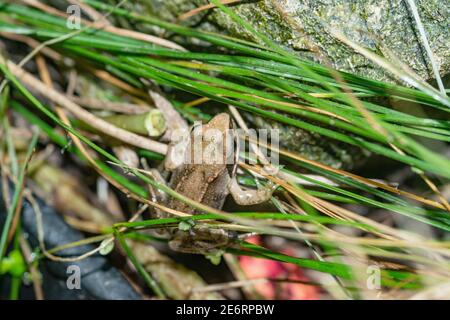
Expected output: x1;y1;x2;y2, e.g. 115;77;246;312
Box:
190;123;202;131
190;122;203;137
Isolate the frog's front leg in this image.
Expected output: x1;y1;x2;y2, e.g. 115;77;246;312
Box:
228;176;276;206
145;168;172;239
164;127;190;171
147;168;169;204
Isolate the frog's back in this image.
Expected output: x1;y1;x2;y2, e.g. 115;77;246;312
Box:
168;164;230;214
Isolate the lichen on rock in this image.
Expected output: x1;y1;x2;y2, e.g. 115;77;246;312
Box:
127;0;449;83
113;0;449;169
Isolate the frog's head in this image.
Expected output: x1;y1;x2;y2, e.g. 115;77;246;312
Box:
190;113;236;166
203;113;232;133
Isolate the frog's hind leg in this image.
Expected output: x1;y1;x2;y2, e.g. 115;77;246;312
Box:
229;176;277;206
169;226;237;255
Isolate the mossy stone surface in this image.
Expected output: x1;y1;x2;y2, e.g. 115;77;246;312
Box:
115;0;449;169
125;0;449;83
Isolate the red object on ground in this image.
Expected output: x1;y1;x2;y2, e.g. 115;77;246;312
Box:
238;236;320;300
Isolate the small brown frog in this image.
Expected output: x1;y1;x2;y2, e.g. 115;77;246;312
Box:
152;113;274;254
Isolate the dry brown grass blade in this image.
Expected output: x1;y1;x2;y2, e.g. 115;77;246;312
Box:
247;95;351;123
142;79;189;141
4;57;168;154
249;136;447;210
178;0;242;21
34;53;187;220
184;97;211;108
317;53;450;212
19;235;44;300
240;162;427;243
20;0;186;51
254;4;450;212
68;96;151;114
86;67;149;99
0;32;62;62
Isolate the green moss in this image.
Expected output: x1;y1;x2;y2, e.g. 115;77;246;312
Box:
108;0;449;169
122;0;448;83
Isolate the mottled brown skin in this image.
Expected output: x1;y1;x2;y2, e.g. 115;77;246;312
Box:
168;164;231;214
161;113;273;254
166;113;237;254
167;113;236;213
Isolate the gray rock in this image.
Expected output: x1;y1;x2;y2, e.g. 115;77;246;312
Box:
125;0;449;83
112;0;449;169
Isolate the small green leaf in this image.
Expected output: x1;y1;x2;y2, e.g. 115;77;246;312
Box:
99;238;115;256
205;250;224;266
0;250;26;277
178;219;195;231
